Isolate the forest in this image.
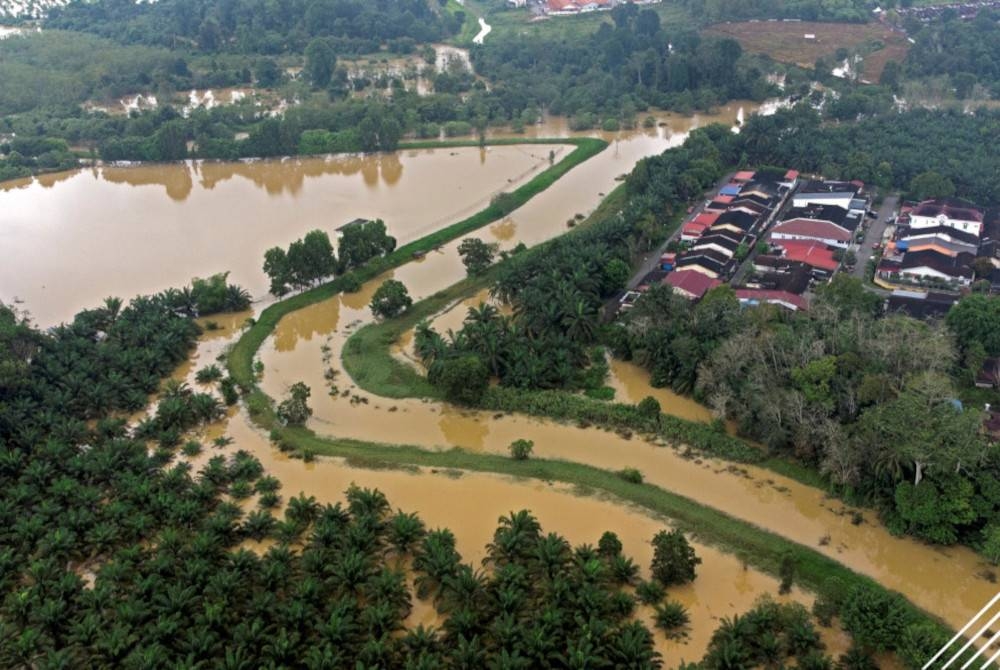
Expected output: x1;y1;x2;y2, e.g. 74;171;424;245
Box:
904;9;1000;98
45;0;461;55
0;1;778;165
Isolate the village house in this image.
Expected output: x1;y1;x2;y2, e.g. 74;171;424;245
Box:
878;249;975;287
885;289;960;319
768;203;862;249
664;269;721;300
735;288;809;311
792;179;863;210
907;198;985;237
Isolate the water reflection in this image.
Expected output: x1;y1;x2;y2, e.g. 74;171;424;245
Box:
1;148;545;327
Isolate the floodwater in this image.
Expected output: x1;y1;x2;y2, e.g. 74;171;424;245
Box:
258;280;993;633
0;146;558;326
194;394;851;666
14;95;951;654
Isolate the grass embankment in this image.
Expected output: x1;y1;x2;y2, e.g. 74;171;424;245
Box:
227;144;963;656
342;185;630;400
227;136;606;390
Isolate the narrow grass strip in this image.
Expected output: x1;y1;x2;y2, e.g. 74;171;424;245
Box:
227;137;606;390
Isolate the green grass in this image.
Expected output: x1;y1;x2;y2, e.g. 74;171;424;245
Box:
257;416;957;649
341;184;629;399
227;136;607;391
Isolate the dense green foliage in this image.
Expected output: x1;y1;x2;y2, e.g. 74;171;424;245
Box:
47;0;460;54
472;4;777;117
695;599;832;669
739;105;1000;204
905;10;1000;98
416;125;734;393
370;279;412;320
650;529;701;586
263;229;338;296
0;136;78;182
681;0;875;23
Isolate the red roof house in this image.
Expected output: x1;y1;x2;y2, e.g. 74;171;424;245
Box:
775;240;839;274
664;270;721;300
733;170;757;183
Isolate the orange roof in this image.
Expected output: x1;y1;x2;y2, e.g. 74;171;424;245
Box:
733;170;756;183
692;211;721;227
777;241;838;271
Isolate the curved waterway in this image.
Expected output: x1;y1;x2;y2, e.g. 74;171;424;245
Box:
13;98;970;651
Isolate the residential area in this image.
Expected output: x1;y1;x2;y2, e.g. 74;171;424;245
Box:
507;0;662;17
618;169;998;321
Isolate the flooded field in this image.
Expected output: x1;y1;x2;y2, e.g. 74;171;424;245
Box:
257;280;993;633
0;146;558;326
182;383;849;666
12;94;942;659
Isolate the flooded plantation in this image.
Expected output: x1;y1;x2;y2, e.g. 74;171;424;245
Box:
200;397;851;667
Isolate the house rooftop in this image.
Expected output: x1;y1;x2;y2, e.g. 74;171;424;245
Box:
735;289;809;311
664;270;722;300
733;170;756;183
337;218;371;231
773;240;839;272
797;180;861;196
900;249;974;278
770;219;855;243
885;289;959;319
912;198;983;223
900;225;980;247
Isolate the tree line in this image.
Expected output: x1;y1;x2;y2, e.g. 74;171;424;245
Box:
46;0;460;55
262;222;396;296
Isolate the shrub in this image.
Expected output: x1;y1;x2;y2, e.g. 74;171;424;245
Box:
277;382;312;426
635;580;666;606
370;279;412;319
841;584;910;652
195;365;223;384
654;600;690;636
637;396;661;418
429;355;489;405
618;468;643;484
509;438;534;461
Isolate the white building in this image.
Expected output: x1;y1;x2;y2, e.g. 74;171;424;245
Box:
907;198;984;238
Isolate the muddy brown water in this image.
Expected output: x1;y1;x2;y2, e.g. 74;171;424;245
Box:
184;390;851;667
0;146;559;326
11;99;960;656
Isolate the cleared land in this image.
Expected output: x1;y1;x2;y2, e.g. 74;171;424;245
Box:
705;20;910;82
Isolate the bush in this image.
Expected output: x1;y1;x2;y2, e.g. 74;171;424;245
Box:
637;396;661;418
370;279;412;319
654;601;690;636
429;355;489;405
509;438;534;461
618;468;643;484
277;382;312;426
841;584;910;652
650;529;700;586
635;580;666;605
195;365;223;384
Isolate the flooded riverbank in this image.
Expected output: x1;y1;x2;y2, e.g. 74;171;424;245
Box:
0;145;557;326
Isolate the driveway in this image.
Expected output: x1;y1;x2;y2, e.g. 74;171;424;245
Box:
852;194;897;280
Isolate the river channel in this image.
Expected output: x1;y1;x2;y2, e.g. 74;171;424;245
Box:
7;100;980;660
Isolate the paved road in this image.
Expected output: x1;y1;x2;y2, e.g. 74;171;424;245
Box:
852;194;898;280
625;172;737;291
